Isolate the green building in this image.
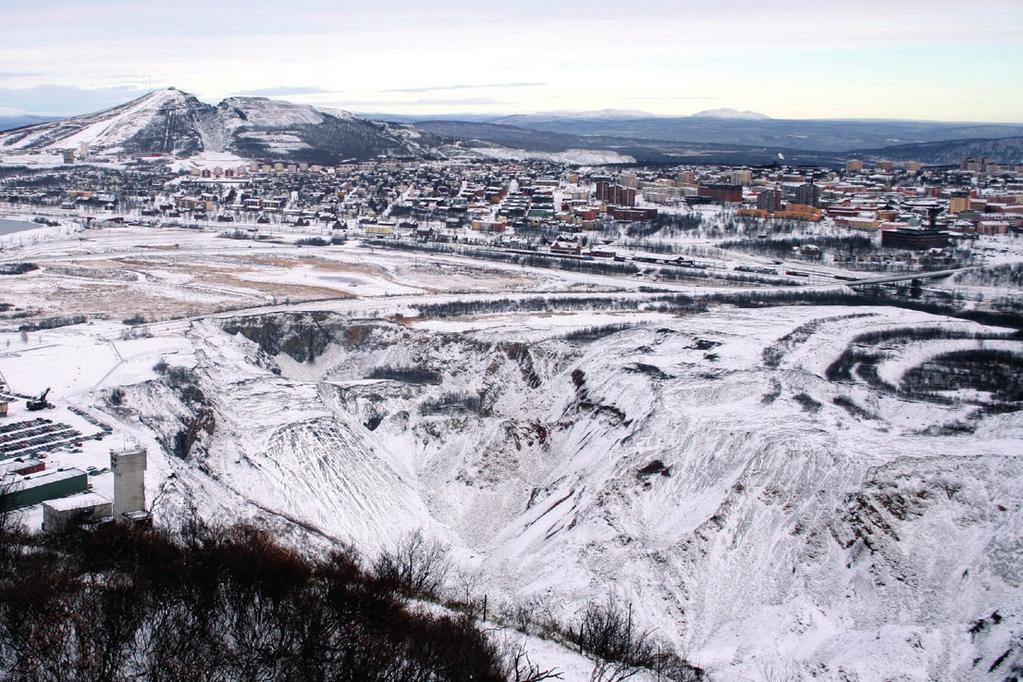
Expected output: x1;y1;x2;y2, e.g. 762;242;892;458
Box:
0;468;89;510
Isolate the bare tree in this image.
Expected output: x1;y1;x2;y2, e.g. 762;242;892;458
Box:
505;640;564;682
373;529;451;599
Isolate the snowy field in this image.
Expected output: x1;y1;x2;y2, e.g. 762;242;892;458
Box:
1;225;1021;680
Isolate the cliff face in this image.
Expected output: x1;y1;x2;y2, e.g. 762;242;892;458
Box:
114;308;1023;680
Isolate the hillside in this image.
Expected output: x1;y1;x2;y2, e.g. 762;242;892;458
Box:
851;136;1023;166
0;89;210;156
104;304;1022;681
417;120;848;166
0;88;442;163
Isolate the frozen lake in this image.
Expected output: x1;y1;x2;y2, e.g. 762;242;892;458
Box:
0;218;41;236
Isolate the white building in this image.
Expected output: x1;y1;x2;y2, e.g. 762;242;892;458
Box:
111;445;147;518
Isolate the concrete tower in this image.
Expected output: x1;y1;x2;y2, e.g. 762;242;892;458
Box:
110;445;147;518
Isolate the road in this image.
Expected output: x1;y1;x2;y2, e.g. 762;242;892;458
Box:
843;267;974;286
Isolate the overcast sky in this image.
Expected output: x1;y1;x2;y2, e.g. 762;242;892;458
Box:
2;0;1022;121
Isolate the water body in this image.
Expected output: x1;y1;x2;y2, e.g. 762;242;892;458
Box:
0;218;43;236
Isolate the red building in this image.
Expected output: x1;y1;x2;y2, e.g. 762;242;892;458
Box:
607;206;658;221
698;183;742;203
596;182;636;206
608;185;636;207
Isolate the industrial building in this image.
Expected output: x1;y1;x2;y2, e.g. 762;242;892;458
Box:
111;445;148;519
0;467;88;510
42;492;113;533
880;227;950;250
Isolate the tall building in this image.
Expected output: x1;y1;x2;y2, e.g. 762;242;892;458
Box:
111;445;147;518
845;159;864;172
676;170;697;186
961;157;1000;174
698;183;742;203
729;169;752;186
607;185;636;207
757;189;783;212
618;172;639;188
949;192;971;214
794;181;821;208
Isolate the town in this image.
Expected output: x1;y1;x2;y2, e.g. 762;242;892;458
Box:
3;153;1022;273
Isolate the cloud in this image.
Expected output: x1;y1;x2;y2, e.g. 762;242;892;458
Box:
317;97;510;108
625;96;718;101
380;82;546;94
230;85;330;97
0;84;149;116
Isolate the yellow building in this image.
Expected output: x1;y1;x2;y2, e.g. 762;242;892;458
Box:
949;195;971;214
738;204;823;222
833;216;880;231
777;204;823;222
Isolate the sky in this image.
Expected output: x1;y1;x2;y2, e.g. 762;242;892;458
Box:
2;0;1022;121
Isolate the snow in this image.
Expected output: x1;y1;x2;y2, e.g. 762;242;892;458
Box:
0;89;192;153
168;151;250;172
43;491;111;511
55;89;186;150
219;97;325;128
0;223;1020;680
470;146;637;165
0;152;66;167
691;108;771;120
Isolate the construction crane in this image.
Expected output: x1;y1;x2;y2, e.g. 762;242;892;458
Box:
26;388;52;412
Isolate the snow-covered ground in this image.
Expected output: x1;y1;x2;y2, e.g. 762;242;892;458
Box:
471;146;637;165
0;226;1020;680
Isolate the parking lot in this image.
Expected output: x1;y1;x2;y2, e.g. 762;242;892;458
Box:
0;417;92;460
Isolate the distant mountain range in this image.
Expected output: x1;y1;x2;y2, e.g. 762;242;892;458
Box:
1;90;1021;166
691;108;771;120
0;115;62;132
457;114;1023;155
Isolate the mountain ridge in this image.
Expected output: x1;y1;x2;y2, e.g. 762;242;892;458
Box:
0;88;442;163
3;89;1021;166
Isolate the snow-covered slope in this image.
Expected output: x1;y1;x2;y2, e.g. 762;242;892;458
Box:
207;96;440;163
0;88;442;162
108;304;1023;681
0;88;211;155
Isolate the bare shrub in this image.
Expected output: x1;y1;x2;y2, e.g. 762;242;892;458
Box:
568;597;704;681
373;529;451;599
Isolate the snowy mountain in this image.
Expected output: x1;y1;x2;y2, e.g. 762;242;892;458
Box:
0;88;441;163
691;108;771;120
0;88;210;156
